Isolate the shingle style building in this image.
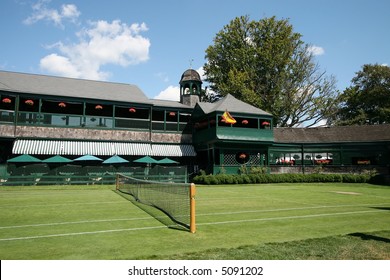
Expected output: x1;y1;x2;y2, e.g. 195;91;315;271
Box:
0;69;389;180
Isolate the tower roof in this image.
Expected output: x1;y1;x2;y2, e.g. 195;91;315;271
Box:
180;69;202;83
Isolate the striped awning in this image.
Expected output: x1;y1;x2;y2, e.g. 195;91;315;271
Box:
12;140;196;157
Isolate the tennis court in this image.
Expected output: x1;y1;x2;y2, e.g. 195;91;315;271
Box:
0;183;389;259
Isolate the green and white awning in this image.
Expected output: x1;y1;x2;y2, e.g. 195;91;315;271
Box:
12;139;196;157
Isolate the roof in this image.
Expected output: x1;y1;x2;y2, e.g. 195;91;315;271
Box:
0;70;150;104
180;69;202;83
12;139;197;157
274;124;390;143
150;98;193;109
197;94;272;116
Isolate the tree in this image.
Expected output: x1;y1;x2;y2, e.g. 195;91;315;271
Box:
203;15;338;127
330;64;390;125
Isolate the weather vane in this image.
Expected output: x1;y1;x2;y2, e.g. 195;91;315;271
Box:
189;59;194;69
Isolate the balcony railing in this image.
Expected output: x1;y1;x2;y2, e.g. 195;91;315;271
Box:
1;110;189;133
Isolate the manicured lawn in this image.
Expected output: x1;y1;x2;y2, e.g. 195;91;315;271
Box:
0;183;389;259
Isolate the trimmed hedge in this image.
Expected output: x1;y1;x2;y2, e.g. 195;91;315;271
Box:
192;173;372;185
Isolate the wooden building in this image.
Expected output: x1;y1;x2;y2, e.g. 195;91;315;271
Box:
0;69;389;183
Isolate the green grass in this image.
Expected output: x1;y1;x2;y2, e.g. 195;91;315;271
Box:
156;230;390;260
0;183;389;259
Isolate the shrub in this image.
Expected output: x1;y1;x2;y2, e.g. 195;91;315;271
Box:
250;166;268;174
192;172;374;185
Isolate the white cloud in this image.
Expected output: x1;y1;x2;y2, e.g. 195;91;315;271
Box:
196;66;205;80
23;0;80;27
40;53;82;78
61;4;80;19
40;20;150;80
307;45;325;56
154;86;180;101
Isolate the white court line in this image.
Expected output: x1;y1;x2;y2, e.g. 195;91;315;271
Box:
0;201;126;209
0;217;155;230
198;210;385;226
0;225;167;241
1;203;388;230
197;203;390;217
0;209;386;242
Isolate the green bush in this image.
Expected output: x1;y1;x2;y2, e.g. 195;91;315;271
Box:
192;173;373;185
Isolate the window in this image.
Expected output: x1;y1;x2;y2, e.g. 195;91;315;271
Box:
85;103;112;117
115;106;149;119
19;98;39;112
41;100;83;115
115;106;150;130
1;96;15;111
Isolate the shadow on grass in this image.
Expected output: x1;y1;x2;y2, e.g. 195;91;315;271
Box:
348;232;390;244
370;206;390;211
113;190;189;232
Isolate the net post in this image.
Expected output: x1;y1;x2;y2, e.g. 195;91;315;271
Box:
190;183;196;233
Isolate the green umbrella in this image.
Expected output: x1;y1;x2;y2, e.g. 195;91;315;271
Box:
133;156;158;164
7;154;41;163
133;156;158;179
42;155;73;163
157;157;179;164
102;155;129;164
74;155;103;161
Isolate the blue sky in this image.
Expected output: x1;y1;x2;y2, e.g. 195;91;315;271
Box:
1;0;389;101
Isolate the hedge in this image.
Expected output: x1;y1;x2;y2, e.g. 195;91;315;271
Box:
192;173;372;185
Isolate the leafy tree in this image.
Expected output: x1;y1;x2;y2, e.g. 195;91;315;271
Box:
330;64;390;125
203;15;338;127
199;87;222;103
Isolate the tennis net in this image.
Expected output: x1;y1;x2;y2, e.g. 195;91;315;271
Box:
116;173;196;233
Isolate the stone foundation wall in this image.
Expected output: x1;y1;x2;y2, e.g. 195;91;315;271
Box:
1;124;192;144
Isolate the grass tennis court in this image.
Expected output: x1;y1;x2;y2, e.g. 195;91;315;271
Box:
0;183;389;259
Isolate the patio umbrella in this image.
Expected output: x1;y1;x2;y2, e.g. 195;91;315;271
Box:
7;154;41;163
74;155;103;162
133;156;158;178
42;155;73;175
133;156;158;164
157;157;179;164
7;154;43;176
102;155;129;164
42;155;73;163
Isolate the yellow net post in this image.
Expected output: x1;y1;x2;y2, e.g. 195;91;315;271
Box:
190;183;196;233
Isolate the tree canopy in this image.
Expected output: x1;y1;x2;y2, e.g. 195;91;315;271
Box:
203;15;338;127
330;64;390;126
